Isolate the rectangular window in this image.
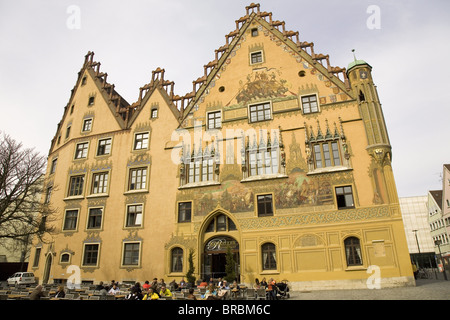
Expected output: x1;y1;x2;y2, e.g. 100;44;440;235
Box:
67;175;84;197
32;248;41;268
313;141;342;169
301;94;319;114
45;186;52;204
88;96;95;106
82;118;92;132
65;126;71;139
250;51;263;64
207;111;222;129
151;108;158;119
257;194;273;216
75;142;89;159
249;102;271;122
178;202;192;223
128;167;147;190
247;146;279;177
134;132;149;150
91;172;109;194
97;138;112;156
126;204;143;227
87;208;103;229
336;186;355;209
123;242;140;266
83;244;99;266
50;158;57;174
63;209;79;230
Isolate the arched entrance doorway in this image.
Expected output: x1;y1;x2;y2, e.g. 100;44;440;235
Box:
202;236;240;282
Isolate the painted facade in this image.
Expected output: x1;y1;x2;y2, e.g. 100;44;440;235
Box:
29;3;414;290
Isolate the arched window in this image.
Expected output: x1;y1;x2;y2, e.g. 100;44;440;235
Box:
205;215;237;233
344;237;362;266
171;247;183;273
262;243;277;270
60;253;70;263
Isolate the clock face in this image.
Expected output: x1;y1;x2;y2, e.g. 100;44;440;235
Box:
359;70;368;79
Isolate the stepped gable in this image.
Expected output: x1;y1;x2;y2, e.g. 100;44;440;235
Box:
178;2;352;124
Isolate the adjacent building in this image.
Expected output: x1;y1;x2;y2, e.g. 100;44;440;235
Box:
29;3;414;290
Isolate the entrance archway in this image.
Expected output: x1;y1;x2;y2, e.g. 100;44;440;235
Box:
202;236;240;282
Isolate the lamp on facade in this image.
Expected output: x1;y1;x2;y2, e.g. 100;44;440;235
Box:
434;240;448;281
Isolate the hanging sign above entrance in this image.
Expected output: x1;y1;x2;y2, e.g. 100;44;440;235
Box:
205;237;239;252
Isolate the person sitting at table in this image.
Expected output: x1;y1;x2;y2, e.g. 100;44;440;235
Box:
159;285;172;298
187;288;197;300
108;283;120;295
128;282;143;300
144;287;159;300
54;286;66;298
95;281;105;291
29;285;45;300
260;277;268;288
219;280;230;290
169;279;179;292
253;278;261;289
142;280;151;291
179;277;187;290
150;278;158;291
198;279;208;288
203;284;217;300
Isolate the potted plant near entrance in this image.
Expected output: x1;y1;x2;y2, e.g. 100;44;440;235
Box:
224;245;236;282
186;248;196;288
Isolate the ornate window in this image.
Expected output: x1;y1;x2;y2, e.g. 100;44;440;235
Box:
180;144;218;186
63;209;79;230
82;243;99;266
249;102;271;123
133;132;149;150
305;119;350;173
74;142;89;159
67;175;84;197
242;132;284;178
91;172;109;194
301;94;319;114
262;243;277;270
123;242;140;266
344;237;362;266
87;207;103;229
128;167;147;191
257;194;274;217
97;138;111;156
126;204;143;227
171;247;184;273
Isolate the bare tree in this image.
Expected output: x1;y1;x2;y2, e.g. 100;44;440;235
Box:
0;133;56;256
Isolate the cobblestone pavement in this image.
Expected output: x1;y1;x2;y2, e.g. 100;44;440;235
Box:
288;279;450;300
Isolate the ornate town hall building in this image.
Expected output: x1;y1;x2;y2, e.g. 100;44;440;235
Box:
31;4;414;289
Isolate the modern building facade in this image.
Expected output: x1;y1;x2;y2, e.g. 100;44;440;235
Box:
29;3;414;290
399;196;435;268
427;164;450;271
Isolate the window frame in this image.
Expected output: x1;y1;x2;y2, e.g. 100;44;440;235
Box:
74;142;89;160
122;241;141;267
248;101;272;123
82;243;100;267
250;50;264;65
91;171;109;195
256;194;274;217
261;242;277;271
50;158;57;174
206;110;222;130
86;207;104;230
67;174;85;197
125;203;144;228
177;201;192;223
133;132;149;150
63;209;79;231
82;118;93;132
171;247;184;273
96;137;112;156
335;185;355;209
127;167;148;191
344;237;363;267
301;94;320;114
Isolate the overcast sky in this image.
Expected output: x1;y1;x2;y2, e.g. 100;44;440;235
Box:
1;0;449;198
